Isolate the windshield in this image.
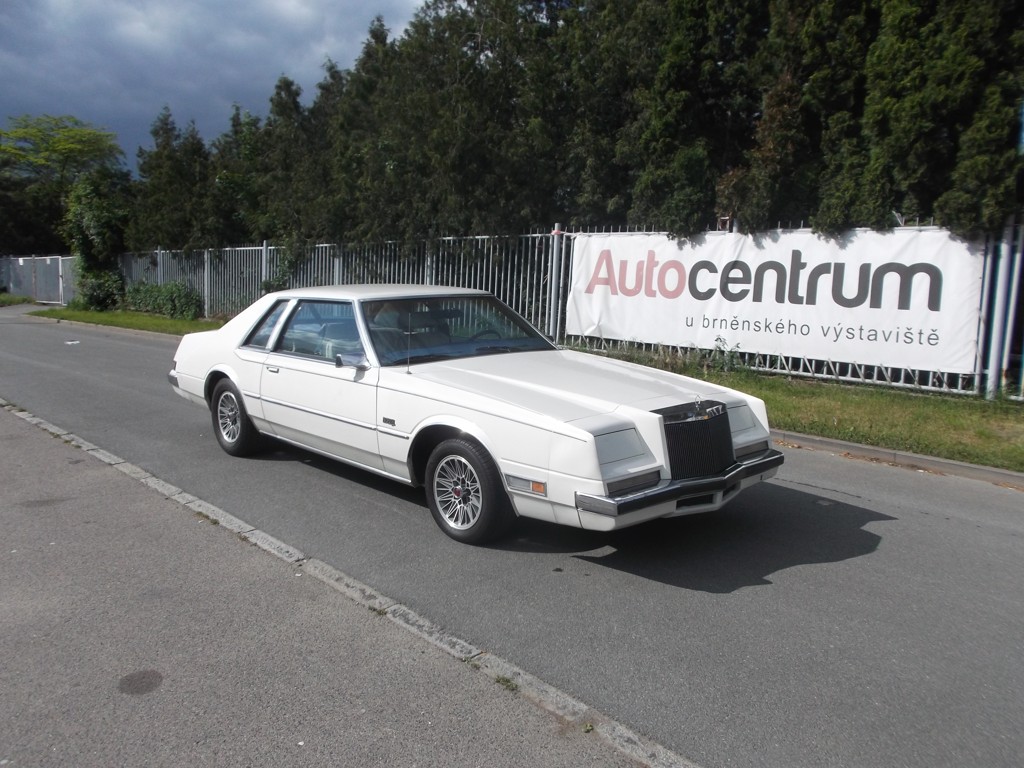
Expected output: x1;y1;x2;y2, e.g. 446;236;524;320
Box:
361;295;554;366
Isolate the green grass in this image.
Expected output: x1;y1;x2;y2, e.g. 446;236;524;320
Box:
0;293;34;306
29;307;223;335
19;306;1024;473
494;675;519;693
747;374;1023;471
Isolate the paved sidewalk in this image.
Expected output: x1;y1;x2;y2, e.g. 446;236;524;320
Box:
0;405;678;768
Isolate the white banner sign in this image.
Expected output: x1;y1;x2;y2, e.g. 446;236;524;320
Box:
565;230;985;373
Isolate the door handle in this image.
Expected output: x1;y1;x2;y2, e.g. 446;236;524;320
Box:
266;366;280;373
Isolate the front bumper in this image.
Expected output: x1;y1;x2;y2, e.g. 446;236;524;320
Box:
575;447;784;518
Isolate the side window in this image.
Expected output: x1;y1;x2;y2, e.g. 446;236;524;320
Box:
243;301;288;349
275;300;362;361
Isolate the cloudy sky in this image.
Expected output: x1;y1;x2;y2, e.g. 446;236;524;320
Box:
0;0;422;166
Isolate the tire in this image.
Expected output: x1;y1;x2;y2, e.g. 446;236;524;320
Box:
211;379;261;457
425;438;514;544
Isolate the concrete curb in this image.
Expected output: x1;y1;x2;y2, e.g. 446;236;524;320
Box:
772;429;1024;490
0;396;697;768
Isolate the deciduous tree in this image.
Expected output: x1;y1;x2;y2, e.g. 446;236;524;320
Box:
0;114;123;253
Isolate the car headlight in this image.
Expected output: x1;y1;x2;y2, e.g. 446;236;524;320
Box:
595;428;646;464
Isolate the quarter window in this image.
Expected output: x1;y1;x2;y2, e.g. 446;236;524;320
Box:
243;301;288;349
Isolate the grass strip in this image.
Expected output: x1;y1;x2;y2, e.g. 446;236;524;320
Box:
30;308;223;336
0;293;34;306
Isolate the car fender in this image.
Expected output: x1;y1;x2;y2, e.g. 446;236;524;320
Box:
403;410;560;490
411;412;498;455
203;362;270;423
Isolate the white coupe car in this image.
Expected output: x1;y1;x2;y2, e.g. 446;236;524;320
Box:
169;285;783;543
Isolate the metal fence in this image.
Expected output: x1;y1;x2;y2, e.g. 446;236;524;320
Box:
0;255;75;304
3;224;1021;400
116;236;558;331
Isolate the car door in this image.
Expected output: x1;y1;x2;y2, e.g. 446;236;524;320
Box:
231;298;290;427
258;299;382;471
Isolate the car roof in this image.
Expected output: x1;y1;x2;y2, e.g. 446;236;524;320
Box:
268;284;492;301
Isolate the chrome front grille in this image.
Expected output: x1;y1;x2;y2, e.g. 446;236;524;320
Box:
655;401;735;480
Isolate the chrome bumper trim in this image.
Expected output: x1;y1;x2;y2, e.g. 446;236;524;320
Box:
576;448;784;517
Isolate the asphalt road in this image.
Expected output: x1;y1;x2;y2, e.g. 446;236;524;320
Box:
2;308;1022;768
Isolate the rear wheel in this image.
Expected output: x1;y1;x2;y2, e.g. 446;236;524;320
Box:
211;379;261;457
425;438;514;544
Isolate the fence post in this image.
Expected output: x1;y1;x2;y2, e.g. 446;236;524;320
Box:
261;240;269;289
547;223;564;339
985;217;1015;399
1002;224;1023;399
203;249;211;318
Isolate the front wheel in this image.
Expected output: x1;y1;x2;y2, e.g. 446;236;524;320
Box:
425;438;514;544
211;379;261;457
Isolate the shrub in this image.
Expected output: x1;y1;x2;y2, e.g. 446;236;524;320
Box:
124;281;203;320
76;269;125;311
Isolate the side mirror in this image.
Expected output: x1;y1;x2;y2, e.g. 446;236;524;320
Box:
335;353;370;371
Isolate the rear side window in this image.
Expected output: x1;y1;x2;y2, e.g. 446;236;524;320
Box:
243;301;288;349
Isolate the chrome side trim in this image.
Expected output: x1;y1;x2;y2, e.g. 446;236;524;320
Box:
268;434;413;486
260;395;376;432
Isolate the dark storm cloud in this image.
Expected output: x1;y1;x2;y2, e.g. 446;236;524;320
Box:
0;0;420;163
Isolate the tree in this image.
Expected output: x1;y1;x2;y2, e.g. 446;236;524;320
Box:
128;108;212;251
206;106;264;245
40;0;1015;254
0;114;124;253
61;166;132;269
60;166;133;309
248;74;337;245
348;0;574;240
935;79;1024;237
622;0;769;237
803;0;880;235
0;155;37;253
857;0;1024;232
328;17;397;242
933;0;1024;237
558;0;667;226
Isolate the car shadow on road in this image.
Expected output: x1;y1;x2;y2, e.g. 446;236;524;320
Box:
251;442;427;501
250;443;893;594
507;482;895;594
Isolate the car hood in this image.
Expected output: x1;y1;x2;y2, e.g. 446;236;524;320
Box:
408;348;735;424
